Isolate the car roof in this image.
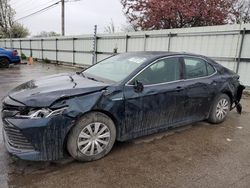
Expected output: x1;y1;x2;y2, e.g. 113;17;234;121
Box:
124;51;206;59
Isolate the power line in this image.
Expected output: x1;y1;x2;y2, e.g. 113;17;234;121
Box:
11;0;37;10
13;0;58;13
15;1;61;21
13;0;82;36
13;1;59;20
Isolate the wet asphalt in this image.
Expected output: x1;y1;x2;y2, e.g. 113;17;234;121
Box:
0;63;250;188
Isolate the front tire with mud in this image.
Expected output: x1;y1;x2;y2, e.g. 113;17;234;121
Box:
67;112;116;162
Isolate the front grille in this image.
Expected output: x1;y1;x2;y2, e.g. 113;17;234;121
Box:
3;120;34;151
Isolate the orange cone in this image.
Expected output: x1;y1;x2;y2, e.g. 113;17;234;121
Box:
28;57;33;65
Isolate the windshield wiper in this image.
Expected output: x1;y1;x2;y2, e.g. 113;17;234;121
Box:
87;76;104;83
76;71;103;83
76;71;85;77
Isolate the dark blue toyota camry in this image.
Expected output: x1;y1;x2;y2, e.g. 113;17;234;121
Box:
1;52;245;161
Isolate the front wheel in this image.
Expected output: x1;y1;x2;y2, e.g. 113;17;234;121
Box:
208;94;231;124
67;112;116;162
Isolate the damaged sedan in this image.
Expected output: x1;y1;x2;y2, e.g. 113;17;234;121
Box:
1;52;245;161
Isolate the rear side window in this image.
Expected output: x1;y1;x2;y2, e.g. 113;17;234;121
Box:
184;58;207;79
184;57;215;79
207;63;216;75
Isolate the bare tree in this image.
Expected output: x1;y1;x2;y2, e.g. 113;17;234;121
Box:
104;19;116;33
120;22;136;32
0;0;15;37
33;31;61;38
0;0;29;38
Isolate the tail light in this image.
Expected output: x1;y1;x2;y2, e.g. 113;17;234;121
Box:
12;50;18;56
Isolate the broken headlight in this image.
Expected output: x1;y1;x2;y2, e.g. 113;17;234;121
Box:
16;107;68;119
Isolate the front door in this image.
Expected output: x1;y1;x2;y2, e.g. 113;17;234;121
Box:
123;57;186;138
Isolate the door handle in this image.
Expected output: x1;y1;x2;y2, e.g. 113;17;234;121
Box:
175;86;183;92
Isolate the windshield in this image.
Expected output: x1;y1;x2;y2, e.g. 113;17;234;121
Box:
84;53;152;83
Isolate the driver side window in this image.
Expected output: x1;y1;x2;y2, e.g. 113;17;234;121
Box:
132;57;180;85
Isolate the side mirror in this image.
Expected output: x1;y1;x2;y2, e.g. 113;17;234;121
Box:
133;80;144;93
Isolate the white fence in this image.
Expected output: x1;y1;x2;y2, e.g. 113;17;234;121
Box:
0;24;250;86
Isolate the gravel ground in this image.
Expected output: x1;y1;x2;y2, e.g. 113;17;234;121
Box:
0;63;250;188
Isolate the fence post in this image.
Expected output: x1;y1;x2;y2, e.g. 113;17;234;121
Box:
10;36;13;49
168;32;171;51
29;39;32;57
143;34;148;51
19;39;22;54
125;34;129;52
73;38;75;65
41;39;44;60
236;28;246;73
56;38;58;64
4;39;6;48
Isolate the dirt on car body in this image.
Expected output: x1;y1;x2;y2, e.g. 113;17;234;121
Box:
1;63;250;188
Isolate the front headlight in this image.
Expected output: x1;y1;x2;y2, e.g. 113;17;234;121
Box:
16;107;68;119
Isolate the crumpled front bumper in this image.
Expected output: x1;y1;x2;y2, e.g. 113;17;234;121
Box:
3;129;41;160
234;84;245;114
2;115;75;161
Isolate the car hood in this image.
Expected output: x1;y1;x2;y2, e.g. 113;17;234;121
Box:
7;73;109;107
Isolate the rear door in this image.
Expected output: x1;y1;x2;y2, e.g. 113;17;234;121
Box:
181;56;217;120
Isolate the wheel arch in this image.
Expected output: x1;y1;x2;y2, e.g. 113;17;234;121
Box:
0;55;11;62
207;91;232;119
221;90;233;108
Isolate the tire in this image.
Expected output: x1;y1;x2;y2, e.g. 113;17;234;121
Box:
208;94;231;124
67;112;116;162
0;58;10;68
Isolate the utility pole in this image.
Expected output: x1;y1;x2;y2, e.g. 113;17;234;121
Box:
61;0;65;36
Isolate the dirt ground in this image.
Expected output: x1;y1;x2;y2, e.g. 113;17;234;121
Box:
0;63;250;188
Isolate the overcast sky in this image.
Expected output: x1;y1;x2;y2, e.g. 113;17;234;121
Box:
10;0;127;36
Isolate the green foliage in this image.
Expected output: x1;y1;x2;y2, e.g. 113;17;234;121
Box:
44;58;51;64
21;53;27;60
10;23;29;38
0;0;29;38
113;47;118;53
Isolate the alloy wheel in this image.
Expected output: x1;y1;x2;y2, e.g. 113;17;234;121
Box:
77;122;111;156
216;98;229;120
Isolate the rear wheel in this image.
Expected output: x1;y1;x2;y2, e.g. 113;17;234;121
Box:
67;112;116;162
208;94;231;124
0;58;9;68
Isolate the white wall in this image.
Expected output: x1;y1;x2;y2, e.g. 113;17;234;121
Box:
0;23;250;86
